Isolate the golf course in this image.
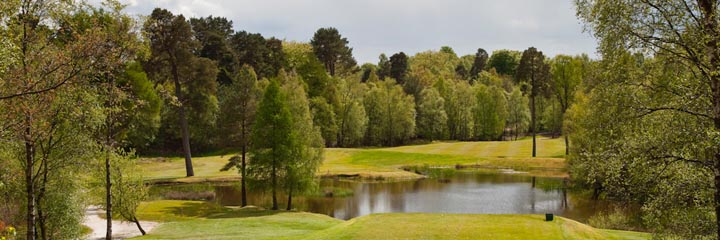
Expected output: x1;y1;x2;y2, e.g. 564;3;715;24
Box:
131;137;649;240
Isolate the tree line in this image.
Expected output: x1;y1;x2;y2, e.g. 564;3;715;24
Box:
0;1;592;239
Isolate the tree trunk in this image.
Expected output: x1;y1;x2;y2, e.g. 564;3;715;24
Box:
25;124;36;240
564;135;569;155
286;186;293;211
698;1;720;238
133;217;146;235
241;145;247;207
530;95;537;157
271;161;278;210
37;154;49;240
36;200;45;240
105;146;112;240
172;63;194;177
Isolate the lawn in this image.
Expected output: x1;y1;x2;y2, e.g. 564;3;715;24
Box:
140;137;568;182
132;200;342;240
131;200;648;240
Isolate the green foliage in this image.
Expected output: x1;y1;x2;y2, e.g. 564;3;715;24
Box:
359;63;377;83
389;52;409;84
310;97;339;147
190;16;236;84
310;27;356;76
377;53;391;80
230;31;285;79
541;98;563;135
335;78;368;147
436;79;475;140
217;65;260;149
487;50;521;76
409;49;460;83
93;150;148;225
249;80;294;208
122;63;163;149
363;79;416;146
473;84;508;140
588;208;641;232
417;88;448;141
470;48;489;80
279;73;324;206
567;50;717;238
507;87;530;140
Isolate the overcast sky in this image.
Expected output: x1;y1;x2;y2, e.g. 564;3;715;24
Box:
109;0;597;64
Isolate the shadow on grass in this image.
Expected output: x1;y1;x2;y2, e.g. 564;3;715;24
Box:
168;201;281;220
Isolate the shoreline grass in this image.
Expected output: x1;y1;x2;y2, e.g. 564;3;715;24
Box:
130;200;648;240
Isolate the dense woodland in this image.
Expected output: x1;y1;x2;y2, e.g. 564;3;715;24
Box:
1;0;720;239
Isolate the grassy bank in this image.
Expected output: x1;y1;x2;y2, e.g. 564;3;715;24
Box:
131;200;648;240
141;137;567;183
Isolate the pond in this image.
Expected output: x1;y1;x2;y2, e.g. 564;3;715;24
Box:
150;170;617;222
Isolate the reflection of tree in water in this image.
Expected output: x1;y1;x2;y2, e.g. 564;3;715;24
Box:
151;172;622;222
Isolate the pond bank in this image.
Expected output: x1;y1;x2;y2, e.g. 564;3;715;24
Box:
128;200;649;240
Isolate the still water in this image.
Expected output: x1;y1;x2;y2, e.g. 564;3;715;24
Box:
151;170;613;221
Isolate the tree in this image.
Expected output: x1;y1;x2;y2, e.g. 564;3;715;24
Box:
0;1;123;238
336;78;368;147
470;48;489;80
230;31;285;79
144;8;219;177
409;49;460;83
96;150;149;236
389;52;409;84
487;50;520;76
506;87;530;140
473;84;508;140
218;65;260;207
360;63;377;83
281;41;334;101
377;54;391;80
310;27;356;76
84;5;158;238
279;72;324;210
364;79;416;146
310;97;338;147
551;55;584;154
516;47;551;157
248;80;294;210
190;16;235;85
436;79;475;140
417;88;448;140
574;0;720;238
455;64;469;80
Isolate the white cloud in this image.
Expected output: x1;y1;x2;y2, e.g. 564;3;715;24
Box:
114;0;597;63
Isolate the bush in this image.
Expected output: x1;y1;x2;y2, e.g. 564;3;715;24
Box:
588;208;635;231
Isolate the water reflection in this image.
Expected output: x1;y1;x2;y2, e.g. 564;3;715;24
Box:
151;171;614;221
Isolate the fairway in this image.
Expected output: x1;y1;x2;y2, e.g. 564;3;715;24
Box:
130;200;648;240
141;137;568;182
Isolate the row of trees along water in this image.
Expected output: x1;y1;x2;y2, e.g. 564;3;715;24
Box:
0;2;587;238
6;0;720;240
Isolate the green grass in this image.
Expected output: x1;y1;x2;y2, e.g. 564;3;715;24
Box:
141;137;568;182
131;201;648;240
305;213;648;240
320;137;567;179
133;200;342;240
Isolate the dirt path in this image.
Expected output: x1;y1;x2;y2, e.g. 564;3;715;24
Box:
83;206;159;239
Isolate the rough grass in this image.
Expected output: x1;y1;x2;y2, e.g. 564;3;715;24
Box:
131;201;648;240
141;137;568;182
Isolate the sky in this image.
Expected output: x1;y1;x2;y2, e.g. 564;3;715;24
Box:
104;0;597;64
